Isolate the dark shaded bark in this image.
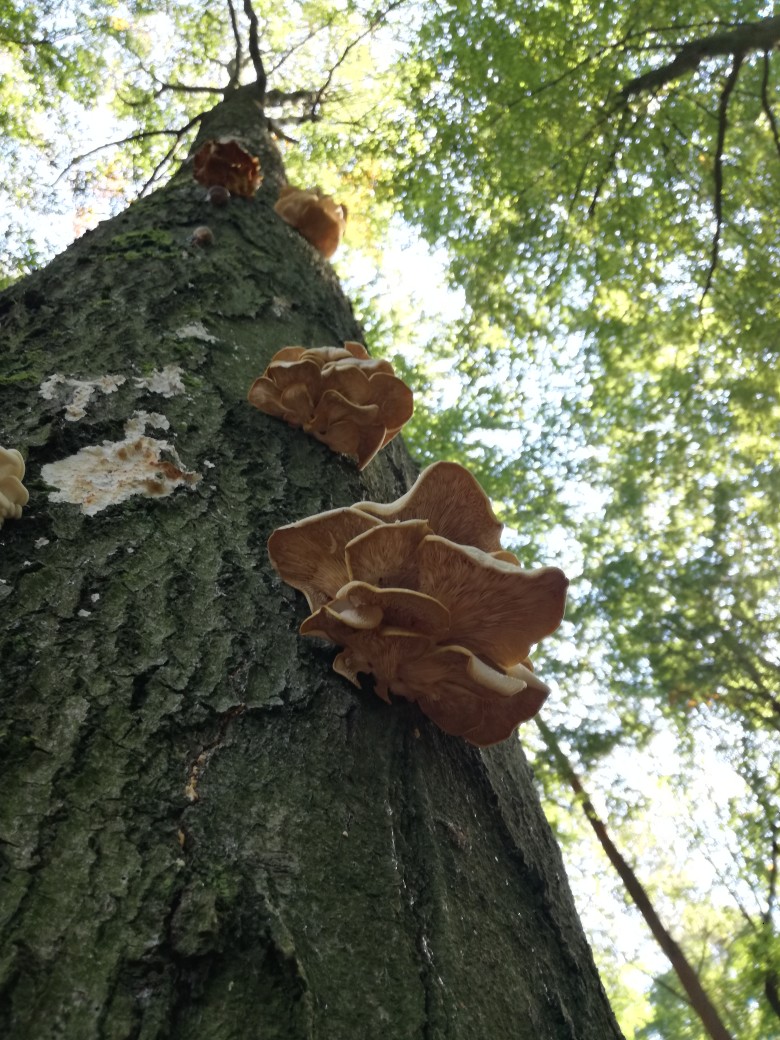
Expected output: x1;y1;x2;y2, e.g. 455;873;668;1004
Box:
0;86;624;1039
535;718;734;1040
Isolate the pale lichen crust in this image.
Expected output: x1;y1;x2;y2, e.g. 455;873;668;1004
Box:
41;414;201;516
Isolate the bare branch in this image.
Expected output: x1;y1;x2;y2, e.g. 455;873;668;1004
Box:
308;0;407;120
242;0;266;97
701;52;743;301
155;80;224;96
265;88;321;108
54;128;190;184
266;118;299;145
621;15;780;99
226;0;242;91
760;52;780;161
137;113;204;196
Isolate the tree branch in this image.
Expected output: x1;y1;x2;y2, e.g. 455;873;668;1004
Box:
702;52;743;300
138;113;204;196
621;15;780;99
226;0;242;91
242;0;266;98
307;0;407;120
54;127;194;184
760;52;780;161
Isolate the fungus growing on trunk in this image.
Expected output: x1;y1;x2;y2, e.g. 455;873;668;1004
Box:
193;138;262;198
274;184;347;257
0;447;29;526
268;462;569;745
248;342;413;470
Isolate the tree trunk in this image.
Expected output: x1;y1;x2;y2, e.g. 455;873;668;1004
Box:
0;84;624;1040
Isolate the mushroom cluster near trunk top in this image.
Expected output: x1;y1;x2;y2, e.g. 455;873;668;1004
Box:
192;138;263;198
248;342;413;470
268;461;569;746
274;184;347;258
0;447;29;527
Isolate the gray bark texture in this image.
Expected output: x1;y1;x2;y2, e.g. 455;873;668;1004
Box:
0;85;624;1040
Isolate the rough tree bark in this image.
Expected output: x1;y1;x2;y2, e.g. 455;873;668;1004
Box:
0;84;625;1040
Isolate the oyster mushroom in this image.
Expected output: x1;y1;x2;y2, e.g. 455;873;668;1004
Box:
192;138;262;198
0;447;29;527
248;343;413;470
268;462;569;746
274;184;347;258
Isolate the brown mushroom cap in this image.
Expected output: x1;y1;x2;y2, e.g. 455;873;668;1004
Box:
248;344;413;470
414;648;550;746
267;508;382;610
354;461;504;552
193;138;262;197
344;523;568;667
267;460;568;746
274;184;347;258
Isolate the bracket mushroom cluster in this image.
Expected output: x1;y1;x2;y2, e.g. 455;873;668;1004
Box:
268;461;569;746
0;447;29;528
248;342;413;470
193;138;263;198
274;184;347;258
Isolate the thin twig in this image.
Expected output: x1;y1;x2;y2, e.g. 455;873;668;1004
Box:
588;102;637;216
138;113;204;196
701;53;743;301
54;128;189;184
308;0;406;119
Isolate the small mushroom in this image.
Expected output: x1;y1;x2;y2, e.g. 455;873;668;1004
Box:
190;226;214;247
267;462;569;745
206;185;231;207
274;184;347;258
248;342;413;470
193;139;262;198
0;447;29;527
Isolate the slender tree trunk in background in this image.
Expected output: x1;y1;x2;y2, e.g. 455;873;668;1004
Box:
535;717;735;1040
0;84;624;1039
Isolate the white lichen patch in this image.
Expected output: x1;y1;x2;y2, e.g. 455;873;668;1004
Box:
125;411;170;436
134;365;185;397
41;415;201;516
174;321;218;343
40;373;126;421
